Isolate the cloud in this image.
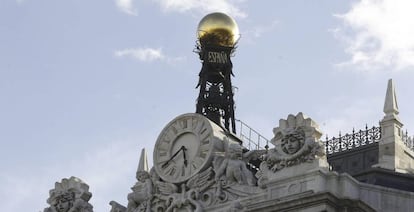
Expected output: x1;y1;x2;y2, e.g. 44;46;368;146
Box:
115;0;138;16
153;0;247;18
334;0;414;71
115;47;164;62
114;47;185;64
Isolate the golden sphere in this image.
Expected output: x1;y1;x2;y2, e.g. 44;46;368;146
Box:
197;12;240;47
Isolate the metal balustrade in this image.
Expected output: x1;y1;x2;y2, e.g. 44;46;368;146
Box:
325;125;381;156
235;119;270;151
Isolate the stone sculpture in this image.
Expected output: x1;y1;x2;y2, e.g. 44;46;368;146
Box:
169;168;214;212
257;113;326;186
109;201;126;212
126;149;153;212
43;176;93;212
229;201;246;212
214;142;255;186
201;141;263;208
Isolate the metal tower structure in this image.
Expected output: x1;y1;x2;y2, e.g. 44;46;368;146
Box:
195;12;239;134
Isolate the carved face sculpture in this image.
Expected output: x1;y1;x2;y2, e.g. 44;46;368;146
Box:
281;132;304;154
136;171;150;182
55;193;73;212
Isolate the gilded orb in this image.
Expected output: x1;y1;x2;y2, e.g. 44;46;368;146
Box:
197;12;240;47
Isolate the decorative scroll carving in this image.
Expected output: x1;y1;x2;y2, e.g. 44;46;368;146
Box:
43;176;93;212
145;167;213;212
145;143;262;211
229;201;246;212
165;168;214;212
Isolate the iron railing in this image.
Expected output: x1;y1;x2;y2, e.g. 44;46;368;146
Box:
235;119;270;151
325;125;381;155
402;130;414;151
234;120;414;155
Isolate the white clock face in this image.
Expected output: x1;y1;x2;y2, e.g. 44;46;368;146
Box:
153;113;214;183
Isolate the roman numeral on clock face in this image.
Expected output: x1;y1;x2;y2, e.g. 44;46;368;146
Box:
154;114;216;183
199;143;210;154
185;118;193;130
158;150;168;157
193;119;205;134
164;165;175;175
157;155;169;164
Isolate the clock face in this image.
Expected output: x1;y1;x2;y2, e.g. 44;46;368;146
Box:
153;113;214;183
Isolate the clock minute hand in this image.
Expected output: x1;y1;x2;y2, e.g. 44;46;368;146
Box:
161;146;185;168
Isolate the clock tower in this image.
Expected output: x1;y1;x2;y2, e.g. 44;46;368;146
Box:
195;12;240;133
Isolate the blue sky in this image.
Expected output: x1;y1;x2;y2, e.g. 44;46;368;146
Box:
1;0;414;211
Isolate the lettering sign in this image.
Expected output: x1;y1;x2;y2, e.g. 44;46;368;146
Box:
207;51;229;64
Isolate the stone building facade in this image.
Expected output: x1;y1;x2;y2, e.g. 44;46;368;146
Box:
43;81;414;212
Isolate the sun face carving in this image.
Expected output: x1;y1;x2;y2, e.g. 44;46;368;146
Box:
258;113;326;176
44;177;93;212
280;129;305;155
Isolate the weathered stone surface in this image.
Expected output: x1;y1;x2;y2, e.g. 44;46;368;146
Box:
257;113;327;188
109;201;126;212
99;111;414;212
44;176;93;212
127;148;153;212
214;142;256;186
138;113;262;211
208;168;414;212
375;79;414;173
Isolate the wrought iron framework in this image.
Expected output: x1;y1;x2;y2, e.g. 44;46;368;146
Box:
325;125;381;156
195;43;237;133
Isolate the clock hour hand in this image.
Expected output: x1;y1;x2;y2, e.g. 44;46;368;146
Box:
161;146;185;168
183;146;188;167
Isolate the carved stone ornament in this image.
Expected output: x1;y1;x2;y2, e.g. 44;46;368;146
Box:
257;113;325;182
150;165;261;211
109;201;126;212
127;149;153;212
114;114;263;211
43;176;93;212
206;139;262;207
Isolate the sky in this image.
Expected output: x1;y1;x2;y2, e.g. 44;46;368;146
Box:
1;0;414;211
